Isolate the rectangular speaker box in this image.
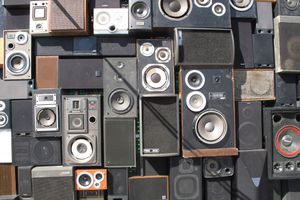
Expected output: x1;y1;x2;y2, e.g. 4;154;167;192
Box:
203;157;234;178
11;99;33;134
73;36;98;56
32;166;76;200
170;157;202;200
129;176;168;200
4;8;29;30
17;166;32;197
107;168;128;200
103;57;137;118
0;78;33;100
0;164;16;195
275;0;300;16
252;33;274;67
98;36;136;56
12;135;62;166
129;0;152;31
29;1;49;36
95;0;120;8
236;102;262;150
264;107;300;179
205;178;231;200
0;100;11;130
180;67;237;158
234;69;275;101
140;95;180;157
0;129;12;163
137;39;175;95
36;56;58;89
58;58;103;89
143;157;169;176
256;2;273;33
175;28;234;67
34;37;73;56
0;38;3;68
282;179;300;200
75;169;107;191
233;150;282;200
2;0;30;7
152;0;231;29
230;0;257;19
104;118;136;167
275;74;297;106
232;19;254;68
274;16;300;73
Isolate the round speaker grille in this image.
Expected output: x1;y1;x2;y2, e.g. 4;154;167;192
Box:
15;32;28;45
230;0;253;11
159;0;192;20
109;89;133;114
132;2;150;19
212;2;226;16
77;172;93;189
71;138;93;160
155;47;171;63
275;125;300;158
284;0;300;10
33;141;54;162
140;42;155;57
142;64;170;92
186;91;206;112
194;110;227;144
0;112;8;128
37;108;56;127
185;70;205;90
5;51;30;76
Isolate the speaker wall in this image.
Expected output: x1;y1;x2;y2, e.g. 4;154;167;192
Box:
17;166;33;197
205;178;231;200
275;0;300;16
36;56;58;89
203;157;234;178
230;0;257;19
107;168;128;200
129;0;152;31
11;99;33;134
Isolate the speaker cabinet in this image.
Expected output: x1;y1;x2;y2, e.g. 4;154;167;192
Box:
104;118;136;167
17;166;32;197
62;95;101;166
32;166;76;200
264;107;300;179
180;67;237;158
98;36;136;56
129;0;152;31
34;37;73;56
73;36;97;56
275;74;297;106
275;0;300;16
12;134;61;166
107;168;128;200
58;58;103;89
129;176;168;200
282;179;300;200
252;33;274;67
0;78;33;100
95;0;120;8
170;157;202;200
11;99;33;134
230;0;257;19
0;100;11;130
137;39;175;95
274;16;300;73
29;1;49;36
175;28;234;67
0;164;16;195
3;30;31;80
237;102;262;150
152;0;231;28
36;56;58;89
103;57;137;118
75;169;107;191
256;2;273;33
140;95;180;157
0;129;12;163
93;8;128;35
33;89;61;137
234;69;275;101
205;178;231;200
203;157;234;178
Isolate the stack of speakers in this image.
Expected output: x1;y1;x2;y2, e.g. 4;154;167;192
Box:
0;0;300;200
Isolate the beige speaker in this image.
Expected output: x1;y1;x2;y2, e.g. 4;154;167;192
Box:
234;69;275;101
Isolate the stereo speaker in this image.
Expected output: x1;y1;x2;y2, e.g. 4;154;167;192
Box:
103;57;137;118
73;36;97;56
3;30;31;80
137;39;175;95
230;0;257;19
275;74;297;106
175;28;234;67
2;0;30;7
36;56;58;89
170;157;202;200
34;37;73;56
32;166;76;200
203;157;234;178
256;2;273;33
62;95;101;166
107;168;128;200
75;169;107;191
95;0;120;8
275;0;300;16
180;67;237;158
0;129;12;163
282;179;300;200
205;178;231;200
11;99;33;134
152;0;231;28
98;36;136;56
129;176;168;200
58;58;103;89
237;101;262;150
234;69;275;101
17;166;32;197
0;38;3;68
140;95;180;157
0;100;11;130
5;8;29;30
129;0;152;31
0;77;33;100
252;33;274;67
29;1;49;36
0;164;16;195
143;157;169;176
104;118;136;167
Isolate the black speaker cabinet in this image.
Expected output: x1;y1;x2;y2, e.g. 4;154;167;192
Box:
236;102;262;150
98;36;136;56
31;166;76;200
11;99;33;134
129;176;168;200
34;37;73;56
203;157;234;178
230;0;257;19
233;149;282;200
275;74;297;106
17;166;33;197
73;36;97;56
282;179;300;200
104;118;136;167
175;28;234;67
252;33;274;67
107;168;128;200
275;0;300;16
140;95;180;157
205;178;231;200
274;16;300;73
143;157;169;176
180;67;237;158
264;107;300;179
58;58;103;89
129;0;152;31
103;57;137;118
256;2;273;34
152;0;231;28
0;100;11;130
170;157;202;200
137;39;175;95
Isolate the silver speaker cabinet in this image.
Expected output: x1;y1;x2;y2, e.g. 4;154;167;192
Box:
62;95;101;166
3;30;31;80
29;1;49;36
129;0;152;31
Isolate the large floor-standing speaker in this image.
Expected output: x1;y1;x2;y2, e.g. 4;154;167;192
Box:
107;168;128;200
180;67;237;158
140;95;179;157
17;166;33;198
170;157;202;200
129;0;152;31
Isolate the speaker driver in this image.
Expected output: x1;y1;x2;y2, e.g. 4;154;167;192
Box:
33;141;54;162
142;64;170;91
5;51;30;76
140;42;155;57
212;2;226;16
155;47;171;63
230;0;253;11
284;0;300;10
186;91;206;112
205;159;221;176
109;89;133;114
185;70;205;90
37;108;56;127
71;138;93;161
194;110;227;144
275;125;300;158
195;0;212;7
159;0;192;20
0;101;6;112
15;32;28;45
77;172;93;189
132;2;150;19
0;112;8;128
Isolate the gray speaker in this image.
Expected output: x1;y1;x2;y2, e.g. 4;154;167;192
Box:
129;0;152;31
17;166;33;197
0;77;33;100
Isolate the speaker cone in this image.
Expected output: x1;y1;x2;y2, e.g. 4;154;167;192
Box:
15;32;28;45
140;42;155;57
33;141;54;162
132;2;150;19
160;0;191;20
205;159;221;176
109;89;133;114
71;138;93;160
186;91;206;112
5;51;30;76
155;47;171;63
194;110;227;144
142;64;170;91
0;112;8;128
77;172;93;189
284;0;300;10
69;114;85;130
185;70;205;90
275;125;300;158
230;0;253;11
37;108;56;127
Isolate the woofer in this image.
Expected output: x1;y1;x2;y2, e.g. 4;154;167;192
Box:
37;108;56;127
159;0;192;20
77;172;93;189
109;89;133;114
155;47;171;63
185;70;205;90
142;64;170;91
132;2;150;19
71;138;93;161
275;125;300;158
186;91;206;112
230;0;253;11
5;51;30;76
